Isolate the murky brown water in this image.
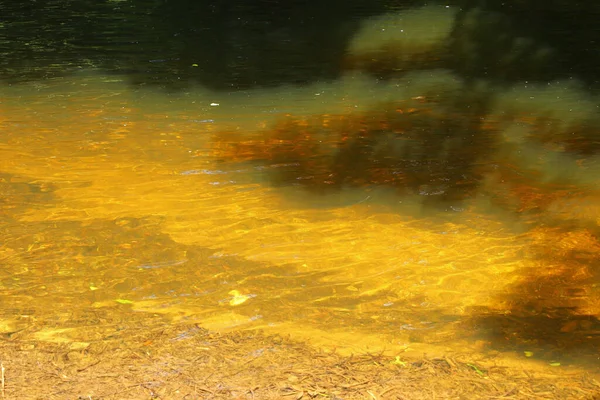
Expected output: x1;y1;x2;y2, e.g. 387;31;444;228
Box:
1;70;599;375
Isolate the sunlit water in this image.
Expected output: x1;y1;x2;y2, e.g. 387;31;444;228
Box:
1;71;599;372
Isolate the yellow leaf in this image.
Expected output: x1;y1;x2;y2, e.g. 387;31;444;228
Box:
390;356;406;366
228;290;250;306
116;299;133;305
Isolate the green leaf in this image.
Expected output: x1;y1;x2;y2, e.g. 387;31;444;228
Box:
549;362;561;367
467;363;486;376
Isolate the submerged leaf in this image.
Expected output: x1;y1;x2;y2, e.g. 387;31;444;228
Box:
228;290;250;306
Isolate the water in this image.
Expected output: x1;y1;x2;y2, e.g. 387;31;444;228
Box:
1;1;599;375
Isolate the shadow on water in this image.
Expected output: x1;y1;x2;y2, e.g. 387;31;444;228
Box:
465;215;600;370
211;82;497;210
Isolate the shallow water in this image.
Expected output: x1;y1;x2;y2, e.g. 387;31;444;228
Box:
1;70;599;375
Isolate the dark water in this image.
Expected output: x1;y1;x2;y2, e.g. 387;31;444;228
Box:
1;0;599;88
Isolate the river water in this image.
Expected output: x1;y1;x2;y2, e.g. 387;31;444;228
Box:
1;0;599;375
